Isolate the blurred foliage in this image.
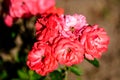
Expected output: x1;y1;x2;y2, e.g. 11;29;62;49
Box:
0;18;37;80
0;3;37;79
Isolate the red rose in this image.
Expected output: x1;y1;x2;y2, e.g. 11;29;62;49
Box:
36;14;62;44
53;38;84;66
80;25;110;60
35;15;47;32
27;42;58;76
46;7;64;16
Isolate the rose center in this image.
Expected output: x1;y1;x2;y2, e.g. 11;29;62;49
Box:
67;47;71;53
41;55;45;61
69;26;75;33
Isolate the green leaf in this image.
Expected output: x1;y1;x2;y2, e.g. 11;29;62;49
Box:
50;70;63;80
0;70;8;79
68;65;82;76
28;70;34;76
11;32;16;38
28;70;42;80
86;58;99;67
17;70;28;79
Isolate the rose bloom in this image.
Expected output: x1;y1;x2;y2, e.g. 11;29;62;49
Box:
24;0;55;15
53;38;84;66
36;0;55;14
59;14;88;39
26;42;58;76
35;7;64;32
9;0;30;18
9;0;55;18
36;14;62;44
46;7;64;16
80;25;110;60
4;15;13;27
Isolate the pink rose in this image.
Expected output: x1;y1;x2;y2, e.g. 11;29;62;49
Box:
37;0;55;14
80;25;110;60
9;0;30;18
53;38;84;66
4;15;13;27
24;0;55;15
23;0;38;15
59;14;88;39
9;0;55;18
27;42;58;76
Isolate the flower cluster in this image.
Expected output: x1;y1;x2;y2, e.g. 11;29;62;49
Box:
0;0;110;78
26;0;109;76
23;0;109;76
